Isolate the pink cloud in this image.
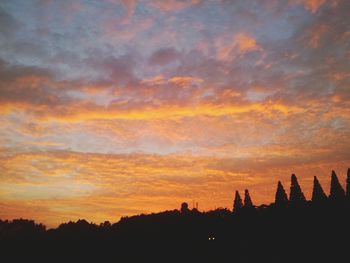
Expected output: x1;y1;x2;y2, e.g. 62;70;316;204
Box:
106;0;136;23
103;16;153;42
307;24;329;48
216;33;262;61
150;0;202;12
149;47;180;66
291;0;339;13
121;0;136;18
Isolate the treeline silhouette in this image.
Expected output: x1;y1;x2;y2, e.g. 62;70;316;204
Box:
1;169;350;262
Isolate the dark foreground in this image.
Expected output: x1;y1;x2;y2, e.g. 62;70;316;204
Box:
1;201;350;262
2;170;350;262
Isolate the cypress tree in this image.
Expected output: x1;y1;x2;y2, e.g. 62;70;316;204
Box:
311;176;327;203
233;190;243;212
275;181;288;205
329;170;345;200
290;174;306;203
244;189;253;208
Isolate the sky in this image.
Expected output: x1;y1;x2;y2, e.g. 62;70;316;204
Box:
0;0;349;228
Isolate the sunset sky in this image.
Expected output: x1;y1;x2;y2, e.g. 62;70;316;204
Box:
0;0;349;228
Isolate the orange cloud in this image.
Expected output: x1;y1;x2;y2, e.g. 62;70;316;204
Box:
217;33;261;61
141;75;167;86
292;0;340;13
305;0;326;12
293;0;326;13
141;75;203;87
9;101;304;122
331;72;350;81
235;33;259;53
168;76;203;87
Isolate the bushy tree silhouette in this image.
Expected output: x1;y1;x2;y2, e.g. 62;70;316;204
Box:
312;176;327;203
289;174;306;204
181;202;190;213
329;170;345;200
275;181;288;206
244;189;253;208
233;190;243;212
346;168;350;199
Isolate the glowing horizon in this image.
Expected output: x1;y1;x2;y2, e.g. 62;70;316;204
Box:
0;0;349;228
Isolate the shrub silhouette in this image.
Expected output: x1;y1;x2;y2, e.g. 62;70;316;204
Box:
312;176;327;203
275;181;288;206
244;189;253;208
329;170;345;201
289;174;306;204
233;190;243;212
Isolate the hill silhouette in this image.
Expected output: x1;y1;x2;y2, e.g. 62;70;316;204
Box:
1;169;350;262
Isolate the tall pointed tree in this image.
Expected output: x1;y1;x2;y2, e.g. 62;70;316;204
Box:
329;170;345;200
244;189;253;208
346;168;350;199
311;176;327;203
275;181;288;205
233;190;243;213
290;174;306;203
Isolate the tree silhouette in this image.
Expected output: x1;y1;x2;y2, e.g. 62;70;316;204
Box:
311;176;327;203
181;202;190;213
233;190;243;212
289;174;306;204
275;181;288;206
244;189;253;208
346;168;350;199
329;170;345;200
